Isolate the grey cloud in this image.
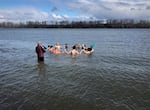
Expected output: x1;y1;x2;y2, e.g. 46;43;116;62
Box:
135;3;146;7
130;7;142;11
51;6;60;12
146;6;150;10
115;2;131;6
35;0;150;21
23;12;33;16
130;8;135;11
99;4;112;11
66;0;150;20
120;0;149;2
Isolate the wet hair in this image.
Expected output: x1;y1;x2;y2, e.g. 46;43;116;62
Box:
48;45;53;48
72;45;76;49
87;48;92;51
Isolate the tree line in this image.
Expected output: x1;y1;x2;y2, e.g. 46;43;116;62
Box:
0;19;150;28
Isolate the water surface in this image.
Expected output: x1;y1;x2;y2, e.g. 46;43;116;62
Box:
0;28;150;110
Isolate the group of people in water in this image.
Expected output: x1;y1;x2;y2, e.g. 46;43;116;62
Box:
36;42;94;62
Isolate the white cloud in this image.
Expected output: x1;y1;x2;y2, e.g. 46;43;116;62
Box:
0;6;95;22
50;13;97;21
0;7;49;22
65;15;96;21
51;13;63;20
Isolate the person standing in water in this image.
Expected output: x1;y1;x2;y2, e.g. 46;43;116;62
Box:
35;42;46;63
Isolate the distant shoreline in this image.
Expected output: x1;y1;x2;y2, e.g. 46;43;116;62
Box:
0;26;150;28
0;19;150;28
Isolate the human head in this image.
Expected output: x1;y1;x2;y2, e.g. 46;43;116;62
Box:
37;41;42;46
50;46;53;48
56;42;59;45
72;45;76;49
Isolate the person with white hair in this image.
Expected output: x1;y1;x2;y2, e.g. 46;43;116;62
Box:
35;42;46;63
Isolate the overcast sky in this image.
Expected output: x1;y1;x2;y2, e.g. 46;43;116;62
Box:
0;0;150;22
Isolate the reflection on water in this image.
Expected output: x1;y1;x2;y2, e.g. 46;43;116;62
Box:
37;62;46;81
70;56;78;64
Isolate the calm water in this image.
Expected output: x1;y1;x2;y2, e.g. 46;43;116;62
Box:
0;28;150;110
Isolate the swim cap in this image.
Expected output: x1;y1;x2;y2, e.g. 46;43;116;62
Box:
91;44;95;48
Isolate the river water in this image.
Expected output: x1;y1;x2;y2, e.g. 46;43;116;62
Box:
0;28;150;110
